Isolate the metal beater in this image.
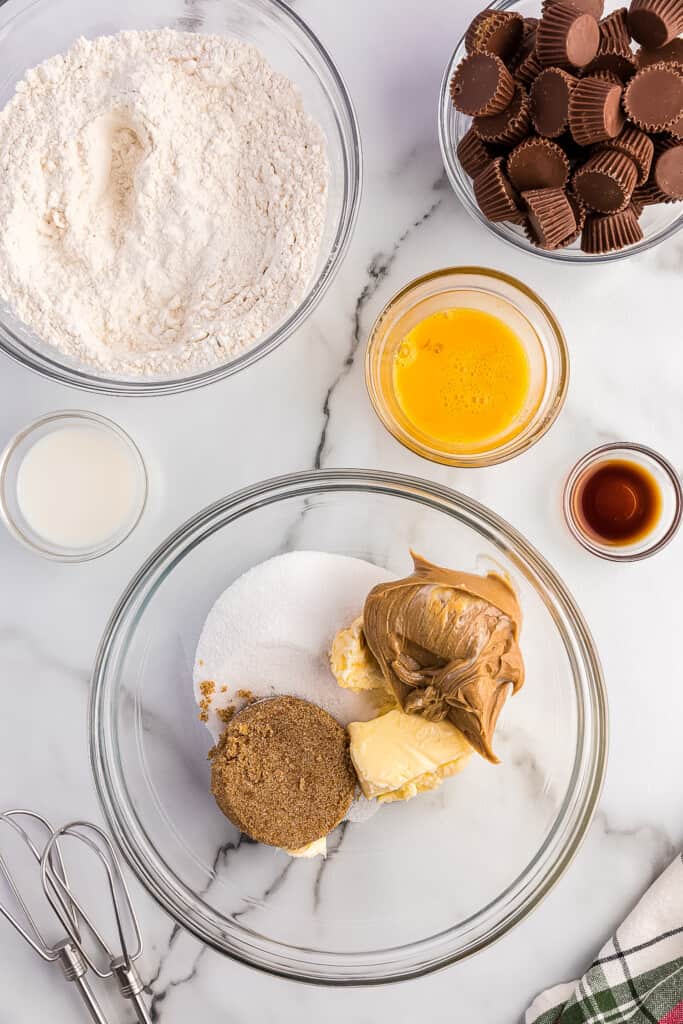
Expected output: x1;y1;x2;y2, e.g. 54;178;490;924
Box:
0;810;152;1024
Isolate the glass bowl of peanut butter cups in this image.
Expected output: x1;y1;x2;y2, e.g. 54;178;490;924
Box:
440;0;683;261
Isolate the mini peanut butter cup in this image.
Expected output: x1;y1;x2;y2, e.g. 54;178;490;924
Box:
623;61;683;129
560;191;588;243
523;186;578;247
630;196;645;216
465;9;525;61
507;137;571;189
511;21;538;72
583;41;639;81
637;37;683;67
542;0;605;17
537;2;601;70
599;7;631;49
523;16;541;37
628;0;683;49
600;124;654;183
473;157;525;222
589;68;625;84
652;137;683;198
457;126;493;178
514;47;544;87
573;148;639;210
569;75;625;144
450;53;516;117
474;85;531;145
666;111;683;140
581;205;644;251
632;178;673;203
531;68;578;137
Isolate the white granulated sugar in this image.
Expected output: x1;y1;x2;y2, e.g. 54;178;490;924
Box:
0;30;329;377
193;551;395;825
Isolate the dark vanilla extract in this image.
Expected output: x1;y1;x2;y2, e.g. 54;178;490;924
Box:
573;459;661;545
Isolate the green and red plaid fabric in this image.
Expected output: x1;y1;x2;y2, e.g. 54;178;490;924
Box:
527;854;683;1024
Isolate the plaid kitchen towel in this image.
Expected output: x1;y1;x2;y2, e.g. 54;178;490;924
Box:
527;853;683;1024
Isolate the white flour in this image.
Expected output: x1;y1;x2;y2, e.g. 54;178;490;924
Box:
0;30;329;377
193;551;396;826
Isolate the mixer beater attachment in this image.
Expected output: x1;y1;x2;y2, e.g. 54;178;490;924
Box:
0;810;152;1023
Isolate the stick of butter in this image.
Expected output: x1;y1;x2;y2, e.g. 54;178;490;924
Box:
348;709;472;802
287;836;327;858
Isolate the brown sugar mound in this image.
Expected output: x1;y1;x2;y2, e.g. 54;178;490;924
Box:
209;696;356;849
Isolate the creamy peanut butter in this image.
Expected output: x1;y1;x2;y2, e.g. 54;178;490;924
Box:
362;552;524;763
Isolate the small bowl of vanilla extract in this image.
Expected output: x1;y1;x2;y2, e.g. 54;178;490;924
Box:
564;443;682;562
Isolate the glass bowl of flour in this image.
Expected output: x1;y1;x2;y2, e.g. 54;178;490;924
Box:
0;0;360;395
90;470;607;983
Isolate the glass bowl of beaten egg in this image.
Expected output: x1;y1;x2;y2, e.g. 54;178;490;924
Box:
366;267;569;467
90;469;607;983
439;0;683;263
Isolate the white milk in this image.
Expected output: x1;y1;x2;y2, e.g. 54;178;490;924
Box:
16;426;137;549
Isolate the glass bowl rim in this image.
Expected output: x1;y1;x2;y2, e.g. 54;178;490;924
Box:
563;442;683;562
365;266;569;468
437;0;683;265
89;468;607;985
0;0;362;397
0;408;148;561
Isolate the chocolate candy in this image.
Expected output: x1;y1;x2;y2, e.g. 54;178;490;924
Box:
561;192;588;244
450;53;516;117
465;9;525;60
531;68;578;136
583;40;639;80
457;126;492;178
581;205;644;251
599;7;632;49
515;47;544;88
573;149;639;210
667;112;683;140
633;176;675;202
523;186;578;246
537;2;601;69
636;37;683;66
473;158;524;222
569;75;625;144
601;124;654;183
507;137;570;189
653;138;683;198
627;0;683;49
474;85;532;145
623;61;683;130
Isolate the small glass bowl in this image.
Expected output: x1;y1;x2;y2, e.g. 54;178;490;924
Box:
438;0;683;264
0;410;147;561
365;266;569;467
563;443;682;562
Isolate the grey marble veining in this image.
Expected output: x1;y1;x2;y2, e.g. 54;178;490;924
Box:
1;0;683;1021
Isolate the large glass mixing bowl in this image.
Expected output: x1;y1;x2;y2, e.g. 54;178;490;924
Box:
90;470;607;983
0;0;361;395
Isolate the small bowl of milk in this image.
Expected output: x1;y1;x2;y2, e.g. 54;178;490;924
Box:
0;410;147;561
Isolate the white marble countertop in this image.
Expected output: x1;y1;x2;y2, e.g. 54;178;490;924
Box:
1;0;682;1020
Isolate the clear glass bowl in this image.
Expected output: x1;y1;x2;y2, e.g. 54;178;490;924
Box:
90;470;607;984
365;267;569;467
564;443;683;561
0;0;361;396
438;0;683;264
0;410;147;562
